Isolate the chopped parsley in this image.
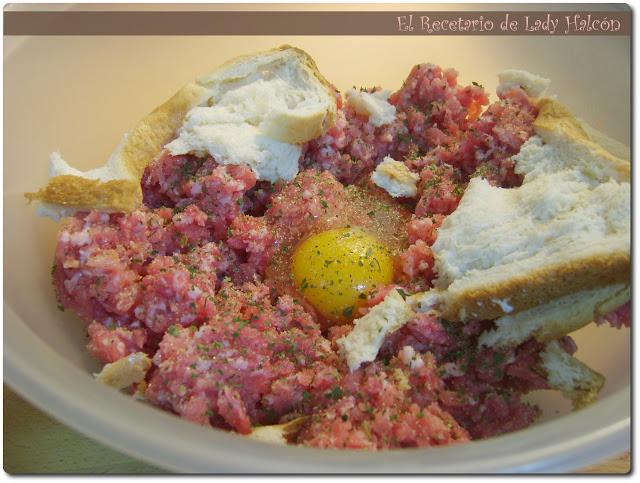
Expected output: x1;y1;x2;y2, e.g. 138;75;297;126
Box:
492;351;506;366
327;386;343;400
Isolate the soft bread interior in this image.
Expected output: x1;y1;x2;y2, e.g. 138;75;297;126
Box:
167;46;336;182
26;45;336;218
247;417;308;445
337;289;416;372
432;97;630;322
532;98;630;182
197;46;335;144
496;70;550;98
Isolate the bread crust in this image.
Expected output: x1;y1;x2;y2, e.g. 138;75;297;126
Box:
541;341;605;409
119;83;209;178
26;45;336;215
534;98;630;181
478;284;630;349
25;175;141;213
25;82;208;213
442;251;630;321
533;284;629;343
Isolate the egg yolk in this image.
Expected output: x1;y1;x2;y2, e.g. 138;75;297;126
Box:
291;227;395;324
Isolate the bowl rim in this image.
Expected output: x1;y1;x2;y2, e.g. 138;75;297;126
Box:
4;303;630;474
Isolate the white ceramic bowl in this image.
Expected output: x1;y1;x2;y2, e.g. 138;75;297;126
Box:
4;25;630;473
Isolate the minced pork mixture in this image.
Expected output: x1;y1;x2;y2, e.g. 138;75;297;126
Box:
52;63;630;449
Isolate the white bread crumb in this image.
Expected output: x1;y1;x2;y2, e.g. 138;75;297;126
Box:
167;122;300;183
497;70;550;98
248;417;307;445
407;289;445;313
94;352;151;390
370;157;420;198
346;88;396;127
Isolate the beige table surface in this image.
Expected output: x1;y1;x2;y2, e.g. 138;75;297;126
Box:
3;386;630;474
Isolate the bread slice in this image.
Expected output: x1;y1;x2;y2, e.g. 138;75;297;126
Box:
478;283;630;348
432;99;630;322
26;45;337;219
540;340;605;409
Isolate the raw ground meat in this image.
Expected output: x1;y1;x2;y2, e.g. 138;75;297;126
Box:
302;91;408;185
145;281;341;432
379;315;555;439
296;351;470;449
142;153;257;241
50;61;629;450
596;302;631;329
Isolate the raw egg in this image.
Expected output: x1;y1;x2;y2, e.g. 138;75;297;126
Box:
291;227;395;324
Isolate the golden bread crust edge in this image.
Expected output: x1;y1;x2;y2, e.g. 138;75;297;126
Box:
541;342;606;410
568;369;605;410
534;98;630;181
25;176;141;213
25;82;208;213
118;83;209;178
532;285;630;344
442;252;630;321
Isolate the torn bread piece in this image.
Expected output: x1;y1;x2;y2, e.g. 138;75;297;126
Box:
25;84;209;220
345;88;396;127
540;341;605;409
248;417;308;445
407;289;445;314
478;284;630;348
26;45;337;218
392;289;609;408
432;98;630;322
94;352;151;391
497;70;550;98
532;98;630;182
371;156;420;198
167;46;336;182
337;289;415;372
